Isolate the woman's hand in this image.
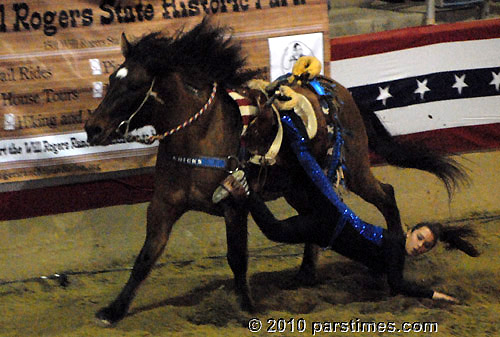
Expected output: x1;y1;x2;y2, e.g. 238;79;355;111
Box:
432;291;459;303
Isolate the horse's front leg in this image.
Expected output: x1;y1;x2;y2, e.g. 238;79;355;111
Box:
95;197;182;325
223;203;254;312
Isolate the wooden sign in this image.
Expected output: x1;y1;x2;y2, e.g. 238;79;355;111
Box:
0;0;329;191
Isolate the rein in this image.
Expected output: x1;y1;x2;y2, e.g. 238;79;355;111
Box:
149;82;218;142
118;80;218;145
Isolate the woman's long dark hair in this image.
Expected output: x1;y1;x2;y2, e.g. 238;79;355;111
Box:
412;222;480;257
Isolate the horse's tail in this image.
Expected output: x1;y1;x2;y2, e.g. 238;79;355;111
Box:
363;111;469;198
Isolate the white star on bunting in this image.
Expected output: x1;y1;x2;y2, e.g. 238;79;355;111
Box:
376;86;392;106
452;74;468;94
490;71;500;91
414;79;430;100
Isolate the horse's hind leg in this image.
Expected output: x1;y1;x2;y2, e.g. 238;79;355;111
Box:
95;197;182;325
284;186;319;286
346;167;403;234
335;85;403;234
296;243;319;285
223;203;254;312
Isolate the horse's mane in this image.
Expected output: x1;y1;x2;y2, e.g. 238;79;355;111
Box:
127;18;259;87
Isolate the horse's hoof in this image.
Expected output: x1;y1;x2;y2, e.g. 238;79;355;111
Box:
241;301;256;314
95;306;124;327
94;316;113;328
239;297;256;314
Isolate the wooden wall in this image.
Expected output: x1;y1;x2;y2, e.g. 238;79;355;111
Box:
0;0;329;190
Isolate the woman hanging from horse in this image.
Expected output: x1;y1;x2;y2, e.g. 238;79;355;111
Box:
215;163;479;302
212;82;480;303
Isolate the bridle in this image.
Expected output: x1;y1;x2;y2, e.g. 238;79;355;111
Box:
116;78;165;142
115;79;240;172
116;79;218;144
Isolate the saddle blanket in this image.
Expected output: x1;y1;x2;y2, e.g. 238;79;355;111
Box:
226;89;258;135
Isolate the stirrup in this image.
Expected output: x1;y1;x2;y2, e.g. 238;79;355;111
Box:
212;170;249;204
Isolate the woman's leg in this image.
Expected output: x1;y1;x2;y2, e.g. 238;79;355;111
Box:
246;192;327;245
214;170;332;247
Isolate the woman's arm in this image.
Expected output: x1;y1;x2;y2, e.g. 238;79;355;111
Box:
385;245;434;299
386;269;435;299
384;238;460;302
386;250;458;302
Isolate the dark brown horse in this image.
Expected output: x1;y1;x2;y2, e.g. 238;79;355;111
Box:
85;19;467;325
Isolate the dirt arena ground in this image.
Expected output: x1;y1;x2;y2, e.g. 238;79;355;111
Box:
0;198;499;337
0;151;498;337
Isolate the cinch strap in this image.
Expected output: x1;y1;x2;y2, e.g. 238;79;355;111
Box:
167;154;239;172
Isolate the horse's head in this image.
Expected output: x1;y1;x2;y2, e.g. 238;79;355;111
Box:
86;19;259;146
85;34;159;145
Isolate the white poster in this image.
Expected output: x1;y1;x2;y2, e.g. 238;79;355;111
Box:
268;32;324;81
0;126;158;167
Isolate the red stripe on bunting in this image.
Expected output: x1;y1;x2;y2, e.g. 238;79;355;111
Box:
396;123;500;154
370;123;500;164
330;19;500;60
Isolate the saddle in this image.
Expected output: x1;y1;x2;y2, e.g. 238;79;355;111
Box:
228;56;346;187
244;78;318;166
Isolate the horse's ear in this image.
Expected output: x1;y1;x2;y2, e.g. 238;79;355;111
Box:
121;32;131;57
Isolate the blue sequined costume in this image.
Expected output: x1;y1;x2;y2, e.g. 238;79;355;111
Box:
280;111;383;247
242;111;433;299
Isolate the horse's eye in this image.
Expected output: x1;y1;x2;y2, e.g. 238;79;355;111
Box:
109;72;122;85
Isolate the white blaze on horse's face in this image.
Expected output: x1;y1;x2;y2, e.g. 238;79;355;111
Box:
116;67;128;79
